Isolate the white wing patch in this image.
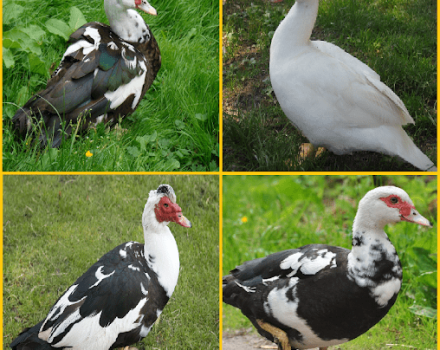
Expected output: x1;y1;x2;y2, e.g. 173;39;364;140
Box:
128;264;140;272
140;282;148;296
63;27;101;60
104;60;147;110
49;298;149;350
119;248;127;258
89;266;115;289
280;249;337;276
262;276;280;285
267;277;348;348
107;41;118;50
39;284;85;341
121;47;138;71
235;281;256;293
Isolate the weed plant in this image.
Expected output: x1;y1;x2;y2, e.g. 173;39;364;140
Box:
3;0;219;171
223;0;436;171
4;175;219;349
222;175;437;348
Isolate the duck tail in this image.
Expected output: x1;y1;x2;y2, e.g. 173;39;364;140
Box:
11;106;33;138
11;104;65;149
222;274;244;308
10;322;55;350
394;128;436;171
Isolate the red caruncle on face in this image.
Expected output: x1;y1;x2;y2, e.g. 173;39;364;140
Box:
154;196;183;223
380;194;414;217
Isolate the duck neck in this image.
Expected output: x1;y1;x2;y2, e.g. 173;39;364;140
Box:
271;0;319;55
105;0;149;43
142;212;180;297
347;214;402;294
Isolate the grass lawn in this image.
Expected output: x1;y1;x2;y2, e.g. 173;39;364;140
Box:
4;175;219;349
3;0;219;172
222;175;437;349
222;0;437;171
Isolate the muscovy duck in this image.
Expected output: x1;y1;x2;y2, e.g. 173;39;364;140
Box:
223;186;433;350
10;184;191;350
12;0;161;148
270;0;436;171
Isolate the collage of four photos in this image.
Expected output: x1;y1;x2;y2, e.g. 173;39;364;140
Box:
1;0;438;349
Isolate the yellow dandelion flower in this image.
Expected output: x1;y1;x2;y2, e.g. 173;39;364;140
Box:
85;150;93;157
241;216;248;223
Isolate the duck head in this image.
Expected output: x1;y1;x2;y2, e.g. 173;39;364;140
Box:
143;184;192;231
354;186;432;231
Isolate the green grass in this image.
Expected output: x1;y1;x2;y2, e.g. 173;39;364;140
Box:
3;0;219;171
4;175;219;349
222;175;437;349
222;0;436;171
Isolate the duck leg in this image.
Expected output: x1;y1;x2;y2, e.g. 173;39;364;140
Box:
298;143;325;163
256;319;291;350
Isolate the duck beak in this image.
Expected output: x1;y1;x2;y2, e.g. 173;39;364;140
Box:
136;0;157;15
401;209;433;228
176;213;192;228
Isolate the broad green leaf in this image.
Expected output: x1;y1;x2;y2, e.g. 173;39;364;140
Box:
41;148;59;169
158;138;171;149
15;86;30;106
3;47;15;68
149;130;158;142
2;37;21;50
46;19;71;41
25;25;46;43
164;158;180;170
195;113;208;121
3;3;25;25
29;54;48;76
136;136;148;151
127;146;140;158
409;305;437;319
3;28;42;55
175;120;186;129
69;6;88;32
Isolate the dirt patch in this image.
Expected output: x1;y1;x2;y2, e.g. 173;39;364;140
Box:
223;330;276;350
222;330;322;350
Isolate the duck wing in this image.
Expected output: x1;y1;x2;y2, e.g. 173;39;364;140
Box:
35;242;168;350
223;244;348;319
312;40;413;125
271;42;413;132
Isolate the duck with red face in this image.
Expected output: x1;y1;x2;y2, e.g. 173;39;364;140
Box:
10;184;191;350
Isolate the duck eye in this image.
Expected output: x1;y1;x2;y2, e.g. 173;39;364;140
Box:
164;203;169;208
390;197;398;204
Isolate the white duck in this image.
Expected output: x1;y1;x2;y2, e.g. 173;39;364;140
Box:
223;186;433;350
269;0;436;171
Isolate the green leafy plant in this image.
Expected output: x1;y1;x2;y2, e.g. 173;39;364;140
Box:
3;3;86;74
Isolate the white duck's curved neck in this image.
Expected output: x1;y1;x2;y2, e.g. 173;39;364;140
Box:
142;212;180;298
104;0;147;42
272;0;319;53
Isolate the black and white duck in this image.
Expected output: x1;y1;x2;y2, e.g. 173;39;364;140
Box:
10;184;191;350
223;186;432;350
12;0;161;148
